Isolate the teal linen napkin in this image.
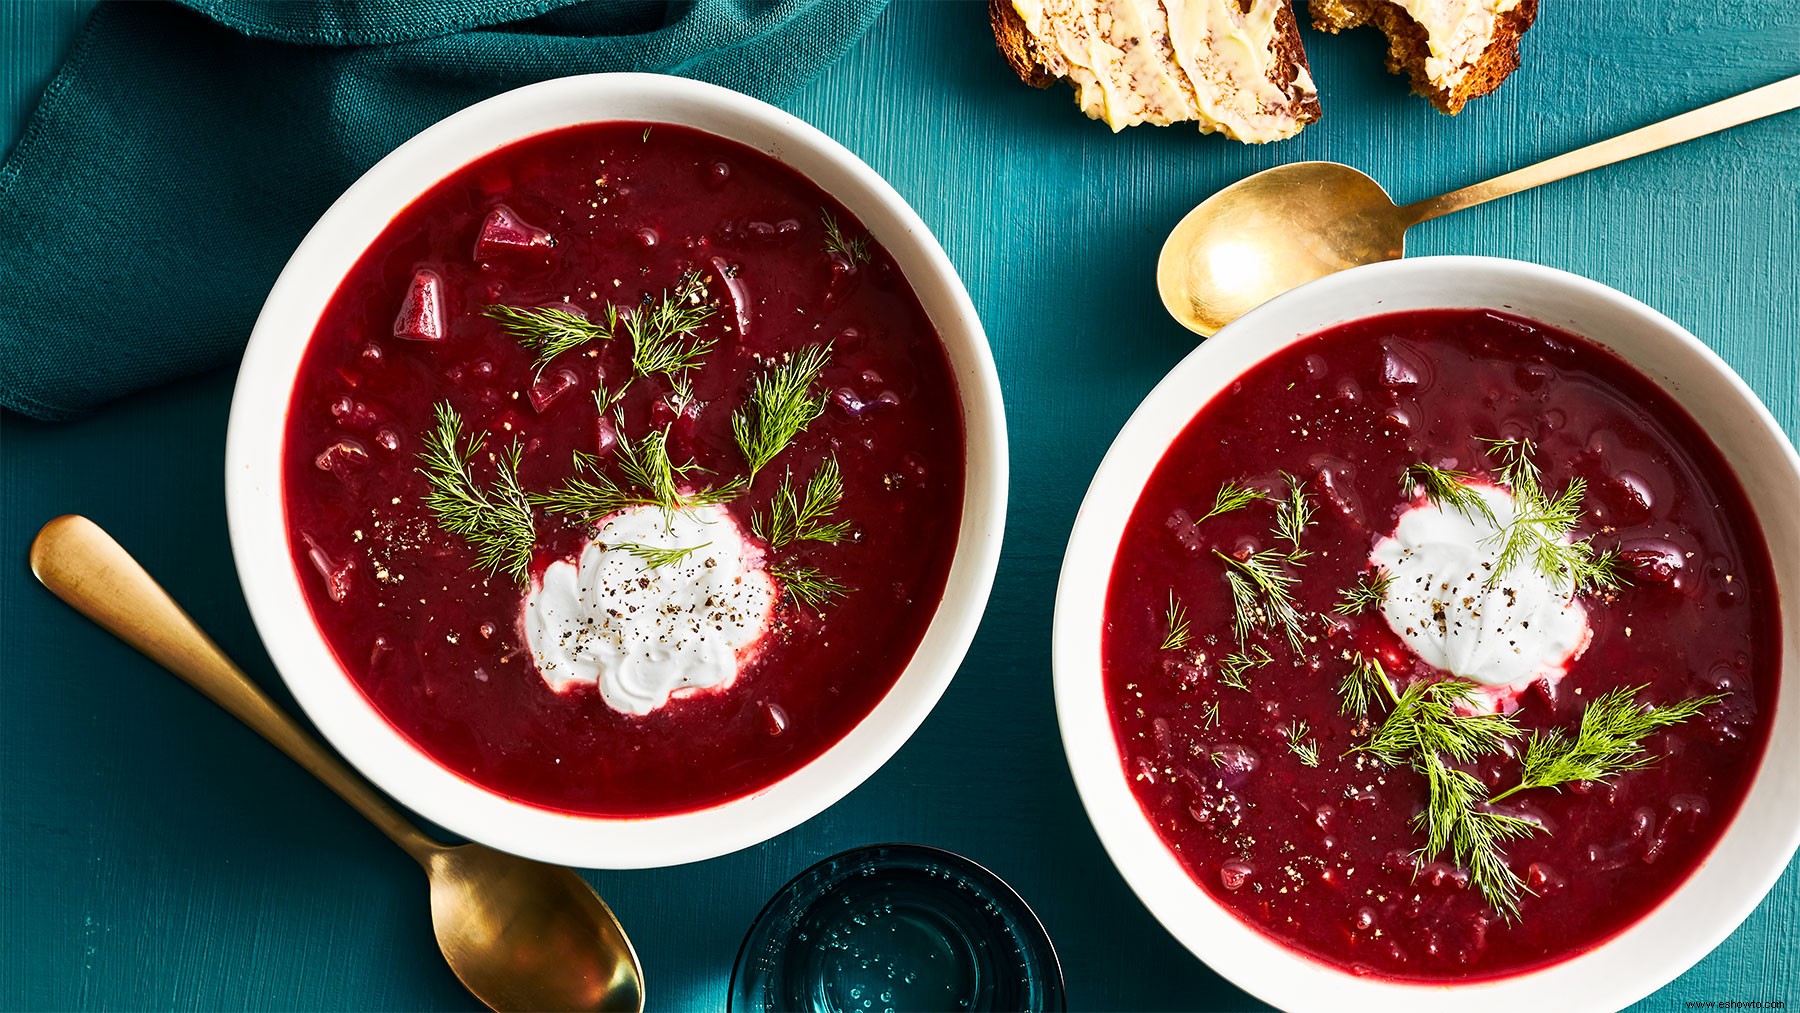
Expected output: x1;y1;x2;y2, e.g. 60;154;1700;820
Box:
0;0;887;420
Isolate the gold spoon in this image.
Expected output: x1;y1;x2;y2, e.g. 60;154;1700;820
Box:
1158;73;1800;336
29;514;645;1013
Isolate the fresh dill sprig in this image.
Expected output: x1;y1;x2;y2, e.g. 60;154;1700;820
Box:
821;209;870;265
615;424;693;511
594;380;632;414
1475;437;1627;595
627;271;716;380
1196;480;1265;524
417;402;537;583
1274;473;1316;561
530;470;646;523
1344;651;1719;919
612;541;709;569
1216;549;1307;651
1336;652;1391;719
1492;476;1627;595
1412;751;1541;919
1354;678;1522;768
539;419;741;520
1480;437;1541;498
1286;720;1321;767
771;564;848;610
752;457;850;549
1343;668;1535;917
1402;462;1497;525
667;373;697;416
485;303;618;373
733;344;832;478
1217;645;1272;691
1160;592;1193;652
1490;687;1726;803
1334;570;1393;616
1201;700;1221;729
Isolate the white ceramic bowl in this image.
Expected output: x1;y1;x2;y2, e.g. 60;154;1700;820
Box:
1053;256;1799;1012
225;74;1008;869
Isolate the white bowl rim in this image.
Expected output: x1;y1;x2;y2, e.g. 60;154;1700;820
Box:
224;73;1009;869
1052;255;1799;1012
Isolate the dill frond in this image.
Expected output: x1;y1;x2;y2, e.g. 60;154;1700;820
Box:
1274;472;1316;561
1491;687;1725;802
1196;480;1265;524
594;379;632;414
627;271;716;380
1160;592;1193;652
416;402;537;583
1334;570;1393;616
529;471;646;524
1216;549;1307;651
732;343;832;478
612;541;708;569
1479;437;1542;498
1402;462;1497;525
1337;652;1393;719
752;457;849;549
821;209;870;264
485;303;618;373
1218;645;1272;691
771;564;848;610
1356;678;1522;768
1411;751;1541;919
1286;720;1321;767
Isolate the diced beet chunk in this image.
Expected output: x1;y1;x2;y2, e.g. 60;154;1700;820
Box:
529;368;580;413
393;270;446;341
474;205;554;257
594;412;618;457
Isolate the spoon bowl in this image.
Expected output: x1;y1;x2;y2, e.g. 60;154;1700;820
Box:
1156;161;1404;336
29;514;645;1012
1156;74;1800;337
430;844;644;1013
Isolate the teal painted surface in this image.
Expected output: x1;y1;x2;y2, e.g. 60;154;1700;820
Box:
2;2;1794;1010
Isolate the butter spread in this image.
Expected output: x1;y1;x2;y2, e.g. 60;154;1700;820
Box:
1011;0;1315;143
1391;0;1522;92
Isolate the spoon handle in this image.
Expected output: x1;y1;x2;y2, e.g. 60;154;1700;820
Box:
29;514;438;864
1403;72;1800;224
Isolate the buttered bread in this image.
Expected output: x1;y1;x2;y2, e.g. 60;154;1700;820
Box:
1309;0;1539;113
990;0;1322;143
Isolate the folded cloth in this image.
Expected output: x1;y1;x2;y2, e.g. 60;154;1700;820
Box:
0;0;887;420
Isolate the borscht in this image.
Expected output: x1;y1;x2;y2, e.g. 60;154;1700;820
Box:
283;123;965;817
1102;309;1777;980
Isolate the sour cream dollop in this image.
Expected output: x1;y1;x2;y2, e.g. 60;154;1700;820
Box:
1371;483;1590;711
523;504;776;715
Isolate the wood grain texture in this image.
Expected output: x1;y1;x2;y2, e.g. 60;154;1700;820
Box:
2;2;1795;1010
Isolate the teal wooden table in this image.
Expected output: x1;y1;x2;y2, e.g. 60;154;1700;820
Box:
3;3;1795;1010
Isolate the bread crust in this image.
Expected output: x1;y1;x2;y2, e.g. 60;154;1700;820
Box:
1310;0;1538;114
990;0;1057;89
989;0;1321;133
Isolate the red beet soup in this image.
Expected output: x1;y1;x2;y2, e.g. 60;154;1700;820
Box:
1102;309;1777;981
283;123;965;817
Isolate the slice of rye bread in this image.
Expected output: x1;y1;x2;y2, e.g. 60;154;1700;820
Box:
989;0;1322;140
1310;0;1539;114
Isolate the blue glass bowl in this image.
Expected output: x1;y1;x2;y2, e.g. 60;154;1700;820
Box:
729;844;1065;1012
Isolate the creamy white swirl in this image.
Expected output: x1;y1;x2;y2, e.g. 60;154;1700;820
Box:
1372;483;1590;711
523;505;775;715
